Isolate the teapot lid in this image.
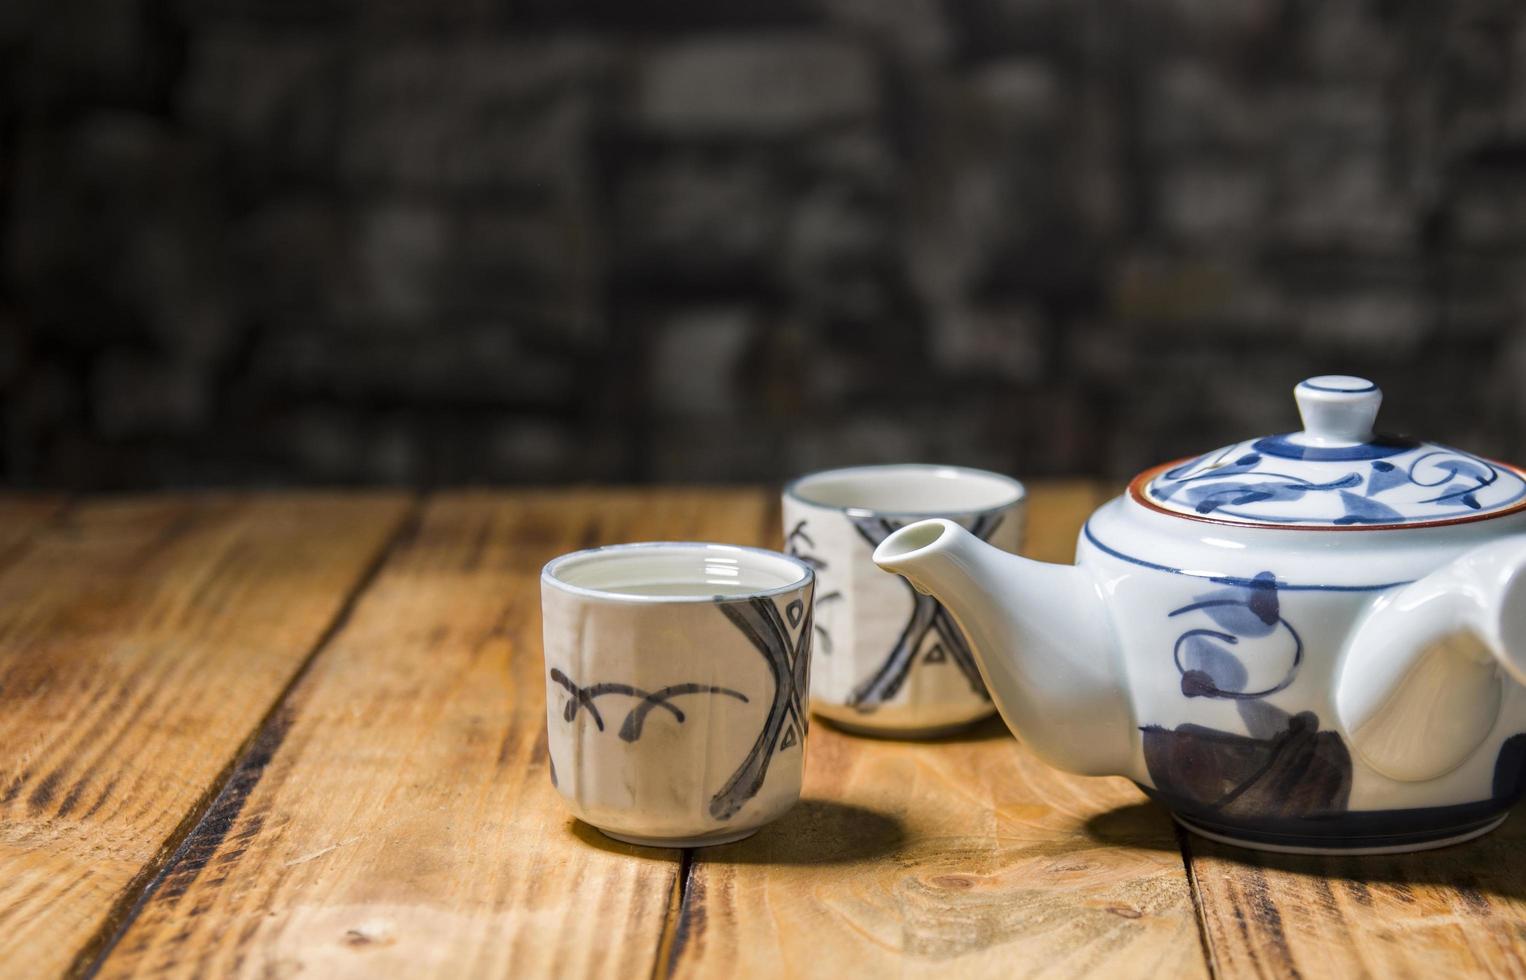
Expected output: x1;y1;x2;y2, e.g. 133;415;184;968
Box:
1136;376;1526;528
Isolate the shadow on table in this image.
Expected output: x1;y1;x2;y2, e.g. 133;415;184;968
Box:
918;714;1015;745
570;799;905;865
814;713;1014;745
711;798;906;864
1085;802;1526;901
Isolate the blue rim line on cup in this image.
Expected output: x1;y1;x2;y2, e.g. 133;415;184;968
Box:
783;463;1027;520
541;541;815;604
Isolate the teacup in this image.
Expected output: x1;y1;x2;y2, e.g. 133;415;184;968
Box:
541;541;815;847
782;464;1026;737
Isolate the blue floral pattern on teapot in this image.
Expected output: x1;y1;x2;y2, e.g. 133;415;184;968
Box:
1144;378;1526;526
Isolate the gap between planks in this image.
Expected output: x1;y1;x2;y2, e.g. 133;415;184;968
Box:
73;482;1200;977
72;498;424;979
652;850;697;980
649;486;778;980
91;488;753;976
1177;820;1223;980
651;481;1213;978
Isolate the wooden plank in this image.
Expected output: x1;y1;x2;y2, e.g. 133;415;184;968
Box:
1186;814;1526;977
98;488;777;979
667;481;1210;979
0;492;411;979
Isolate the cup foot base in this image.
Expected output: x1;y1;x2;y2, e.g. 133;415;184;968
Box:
597;825;761;849
1173;812;1508;856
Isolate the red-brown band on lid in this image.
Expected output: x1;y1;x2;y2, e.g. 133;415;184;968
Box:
1130;456;1526;532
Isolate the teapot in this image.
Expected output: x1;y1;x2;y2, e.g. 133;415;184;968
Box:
873;376;1526;853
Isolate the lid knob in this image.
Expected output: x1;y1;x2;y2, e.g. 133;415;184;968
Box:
1295;376;1381;445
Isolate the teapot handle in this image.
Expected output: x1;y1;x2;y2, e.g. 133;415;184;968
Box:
1335;535;1526;784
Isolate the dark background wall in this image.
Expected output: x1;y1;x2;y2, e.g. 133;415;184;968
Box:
3;0;1524;489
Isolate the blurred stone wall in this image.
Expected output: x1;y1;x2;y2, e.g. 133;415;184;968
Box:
4;0;1526;488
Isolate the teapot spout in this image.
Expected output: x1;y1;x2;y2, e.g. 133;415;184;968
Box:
1336;535;1526;783
874;519;1138;778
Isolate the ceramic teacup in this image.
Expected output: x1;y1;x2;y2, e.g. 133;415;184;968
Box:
541;542;815;847
782;464;1026;737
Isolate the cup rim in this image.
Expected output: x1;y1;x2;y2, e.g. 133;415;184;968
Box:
541;541;815;604
783;463;1027;518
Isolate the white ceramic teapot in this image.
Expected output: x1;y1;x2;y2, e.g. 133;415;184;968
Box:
873;376;1526;854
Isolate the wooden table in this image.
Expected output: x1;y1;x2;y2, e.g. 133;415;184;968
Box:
3;486;1525;979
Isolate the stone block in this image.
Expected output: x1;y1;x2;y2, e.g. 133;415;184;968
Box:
506;0;818;31
812;0;952;65
783;182;894;302
340;40;605;190
351;204;447;323
1153;163;1268;244
1288;85;1389;145
444;204;602;340
782;412;927;476
928;304;1047;382
1135;0;1283;59
1508;20;1526;137
796;124;898;188
1503;329;1526;429
647;308;758;419
16;0;155;110
354;0;504;32
1143;62;1268;152
447;416;624;483
1294;288;1431;356
900;59;1074;311
951;0;1081;61
229;199;348;320
93;352;210;437
1446;174;1526;247
1065;319;1132;382
0;0;39;46
648;420;780;482
180;29;339;175
275;407;424;483
1273;147;1416;250
614;148;781;277
487;418;575;481
4;0;1525;487
630;35;878;135
6;114;232;360
1437;254;1524;337
176;0;350;26
1111;251;1283;333
252;324;577;408
968;59;1063;130
1294;2;1399;82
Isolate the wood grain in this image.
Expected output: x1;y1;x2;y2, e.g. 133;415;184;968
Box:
98;488;777;979
667;481;1210;979
1187;814;1526;977
42;481;1515;979
0;493;411;979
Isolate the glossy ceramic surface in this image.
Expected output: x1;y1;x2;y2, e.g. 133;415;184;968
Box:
874;376;1526;852
782;464;1025;736
1142;376;1526;527
1086;500;1526;851
541;542;814;846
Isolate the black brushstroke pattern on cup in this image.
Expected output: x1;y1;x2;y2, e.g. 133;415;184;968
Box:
846;512;1003;710
709;595;811;820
